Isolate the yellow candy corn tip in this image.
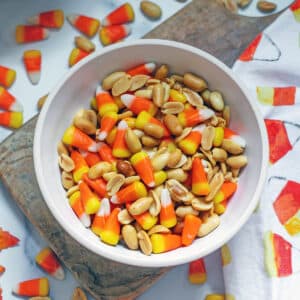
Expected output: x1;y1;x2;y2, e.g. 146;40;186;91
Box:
151;234;165;254
106;127;117;145
140;215;158;230
170;89;187;103
6;69;16;87
35;247;51;263
213;192;224;204
213;127;224;147
100;231;119;246
24;49;41;58
54;10;65;27
88;20;100;37
112;148;131;158
69;48;80;67
62;126;75;145
154;171;167;186
73;167;89;183
135;111;151;129
39;278;50;296
68;191;80;205
99;103;118;117
130;151;148;165
15;25;24;43
90;97;97;110
91;226;103;237
214;203;226;215
85;197;100;215
133;181;147;197
189;273;207;284
205;295;225;300
161;218;177;229
99;29;111;46
192;183;211;196
178;140;197;155
9;112;23;129
105;111;118;119
125;3;135;21
177;112;187;127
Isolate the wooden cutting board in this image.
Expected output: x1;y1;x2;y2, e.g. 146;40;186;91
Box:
0;1;278;299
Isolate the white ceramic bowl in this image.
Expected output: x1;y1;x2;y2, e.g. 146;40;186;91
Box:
34;39;268;267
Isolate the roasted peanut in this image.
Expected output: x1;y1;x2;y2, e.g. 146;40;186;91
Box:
163;114;183;136
167;148;182;168
118;209;134;224
75;36;95;53
155;64;168;80
212;148;228;162
88;162;112;179
125;128;142;153
153;83;165;107
206;172;224;202
58;154;75;172
201;126;215;151
210;91;224;111
134;89;153;99
183;88;204;107
148;225;170;235
137;230;152;255
61;171;74;189
143;123;164;139
73;115;96;135
176;206;199;218
222;139;244;155
140;1;162;20
102;71;126;90
257;0;276;12
128;197;153;215
117;160;135;176
161;101;184;114
198;214;220;237
183;72;207;92
149;188;162;216
166;168;188;182
107;174;125;195
226;155;248;169
151;152;170;171
112;75;132;96
122;225;138;250
141;135;160;147
129;74;149;91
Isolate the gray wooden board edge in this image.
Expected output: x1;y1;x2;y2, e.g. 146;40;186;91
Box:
0;1;280;299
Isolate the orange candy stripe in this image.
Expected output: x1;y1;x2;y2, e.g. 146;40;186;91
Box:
0;228;19;250
23;50;41;72
82;173;107;198
100;25;130;45
38;10;64;28
192;157;210;196
16;25;48;43
69;48;90;67
73;15;100;37
103;3;134;26
0;65;16;88
188;258;207;284
182;214;202;246
0;87;15;111
98;142;116;163
13;277;49;297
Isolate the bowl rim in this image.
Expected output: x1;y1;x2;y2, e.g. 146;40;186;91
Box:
33;39;269;267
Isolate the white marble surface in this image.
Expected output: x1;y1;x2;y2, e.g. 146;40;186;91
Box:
0;0;225;299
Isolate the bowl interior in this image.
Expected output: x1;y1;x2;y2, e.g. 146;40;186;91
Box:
34;40;267;267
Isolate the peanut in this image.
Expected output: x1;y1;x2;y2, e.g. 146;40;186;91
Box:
163;114;183;136
128;197;153;215
144;123;164;139
122;225;138;250
183;73;207;92
102;71;126;90
116;160;135;176
125;128;142;153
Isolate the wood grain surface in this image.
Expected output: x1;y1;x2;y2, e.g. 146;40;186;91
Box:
0;1;280;299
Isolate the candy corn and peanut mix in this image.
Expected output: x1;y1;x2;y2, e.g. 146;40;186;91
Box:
58;63;248;255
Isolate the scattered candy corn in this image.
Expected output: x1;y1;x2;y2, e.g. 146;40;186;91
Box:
69;48;90;67
69;191;91;227
0;87;23;112
79;181;100;214
71;150;89;182
205;294;225;300
120;94;156;115
28;9;64;29
127;62;156;76
100;207;121;246
13;277;49;297
35;247;65;280
192;157;210;196
131;151;155;187
0;111;23;129
160;188;177;228
62;125;98;152
111;181;147;204
0;228;19;250
178;107;215;127
0;65;16;88
102;3;135;26
23;50;41;84
92;198;111;236
67;14;100;37
15;25;49;44
99;24;131;46
151;233;182;254
188;258;207;284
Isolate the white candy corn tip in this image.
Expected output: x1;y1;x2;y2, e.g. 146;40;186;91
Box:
88;142;98;152
96;85;107;96
10;101;23;112
98;198;111;216
42;28;50;39
101;18;111;27
52;266;65;280
28;71;41;85
27;15;39;25
80;213;91;228
110;195;118;204
120;94;134;108
145;62;156;73
231;135;246;148
199;108;215;121
193;124;206;133
161;188;171;206
147;181;155;188
12;283;20;294
97;131;107;141
118;119;128;130
123;24;131;35
67;14;78;25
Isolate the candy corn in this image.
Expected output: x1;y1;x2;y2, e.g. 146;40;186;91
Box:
0;265;5;274
205;294;225;300
97;111;118;140
79;181;100;214
28;9;64;29
67;14;100;37
97;142;116;163
160;188;177;228
169;89;187;103
178;107;215;127
102;3;135;26
135;111;170;137
15;25;49;44
182;214;202;246
0;228;19;250
188;258;207;284
82;173;107;198
131;151;155;187
0;87;23;112
79;150;101;167
112;120;131;158
178;124;205;155
257;86;297;106
0;111;23;129
192;157;210;196
213;127;224;147
99;25;131;46
100;207;121;246
35;247;65;280
0;65;16;88
68;191;91;227
92;198;110;236
71;150;89;183
290;0;300;22
151;233;182;254
127;62;156;76
23;50;41;84
13;277;49;297
69;48;90;67
111;181;147;204
239;33;262;61
221;244;232;266
154;170;167;186
223;128;246;148
96;86;119;117
213;181;237;203
62;125;98;152
120;94;156;115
